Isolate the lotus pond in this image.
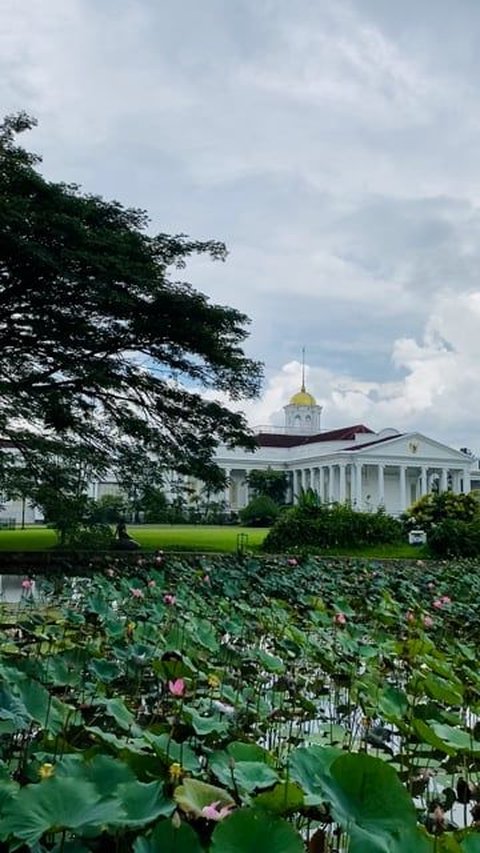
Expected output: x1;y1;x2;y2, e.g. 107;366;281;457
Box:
1;554;480;851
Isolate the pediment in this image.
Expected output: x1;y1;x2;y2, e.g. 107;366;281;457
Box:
347;433;471;463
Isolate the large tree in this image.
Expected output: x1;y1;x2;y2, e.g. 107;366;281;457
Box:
0;113;262;490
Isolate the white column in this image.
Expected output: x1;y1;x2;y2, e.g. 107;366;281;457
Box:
224;470;231;509
377;464;385;507
328;465;335;502
319;467;325;503
420;466;428;496
241;472;248;507
463;469;471;494
339;463;346;503
294;470;300;500
355;462;363;508
440;468;448;492
399;465;407;511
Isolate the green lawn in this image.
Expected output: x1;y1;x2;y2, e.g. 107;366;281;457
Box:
129;525;269;553
0;525;430;558
0;525;269;553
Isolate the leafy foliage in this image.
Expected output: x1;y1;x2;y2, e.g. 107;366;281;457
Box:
239;494;280;527
403;491;480;532
0;113;262;490
0;552;480;849
246;468;288;505
263;502;402;551
428;519;480;557
91;494;128;524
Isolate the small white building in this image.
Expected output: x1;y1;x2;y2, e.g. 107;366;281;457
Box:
214;382;478;517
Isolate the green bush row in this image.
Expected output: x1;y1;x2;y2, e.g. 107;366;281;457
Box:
428;518;480;557
263;502;402;551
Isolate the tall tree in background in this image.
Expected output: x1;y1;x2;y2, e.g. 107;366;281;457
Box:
0;113;262;491
247;468;288;505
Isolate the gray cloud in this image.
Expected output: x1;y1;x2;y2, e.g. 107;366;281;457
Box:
2;0;480;448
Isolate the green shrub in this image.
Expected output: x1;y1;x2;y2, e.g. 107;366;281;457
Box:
91;495;127;525
62;523;115;551
428;519;480;557
239;495;280;527
263;503;402;551
403;491;479;532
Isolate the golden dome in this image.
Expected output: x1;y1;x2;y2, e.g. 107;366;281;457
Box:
289;389;316;406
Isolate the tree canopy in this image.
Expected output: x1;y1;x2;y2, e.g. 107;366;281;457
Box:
247;468;288;505
0;113;262;489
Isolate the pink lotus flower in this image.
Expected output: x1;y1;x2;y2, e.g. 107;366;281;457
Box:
106;568;115;578
433;595;451;609
147;580;156;588
423;615;433;628
130;588;144;599
287;558;298;566
427;582;435;590
202;574;211;585
168;678;185;697
201;801;234;821
21;579;33;591
334;612;347;625
163;594;176;606
406;610;415;623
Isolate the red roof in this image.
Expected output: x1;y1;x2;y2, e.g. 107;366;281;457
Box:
343;434;403;451
255;424;374;448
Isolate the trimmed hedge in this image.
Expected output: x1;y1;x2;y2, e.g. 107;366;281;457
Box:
262;503;402;552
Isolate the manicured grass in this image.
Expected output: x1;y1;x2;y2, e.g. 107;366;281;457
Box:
0;525;269;553
0;527;57;551
0;526;430;558
129;524;269;553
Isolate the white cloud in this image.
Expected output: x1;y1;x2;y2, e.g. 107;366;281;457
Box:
3;0;480;453
231;290;480;451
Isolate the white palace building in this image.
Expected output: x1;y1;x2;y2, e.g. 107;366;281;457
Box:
213;381;479;517
0;378;479;525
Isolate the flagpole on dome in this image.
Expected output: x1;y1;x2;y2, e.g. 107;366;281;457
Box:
301;346;306;392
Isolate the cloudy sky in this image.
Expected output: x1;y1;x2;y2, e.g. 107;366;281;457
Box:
3;0;480;449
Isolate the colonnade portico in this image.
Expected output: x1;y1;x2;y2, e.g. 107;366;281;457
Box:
287;461;471;515
218;459;472;516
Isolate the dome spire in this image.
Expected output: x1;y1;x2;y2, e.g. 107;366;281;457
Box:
287;349;317;407
284;351;322;433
